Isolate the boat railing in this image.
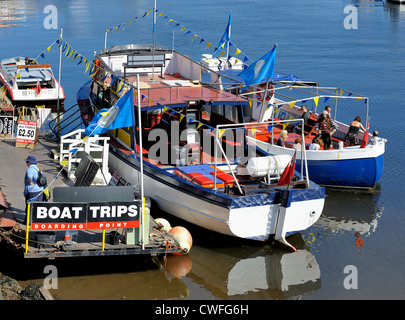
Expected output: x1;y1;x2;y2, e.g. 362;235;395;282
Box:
48;103;84;138
213;118;309;192
265;84;369;128
59;128;110;180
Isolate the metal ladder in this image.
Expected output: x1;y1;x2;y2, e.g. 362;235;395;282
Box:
48;103;84;138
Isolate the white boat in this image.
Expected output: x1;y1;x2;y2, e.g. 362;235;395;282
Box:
77;44;325;250
0;56;65;112
199;54;244;71
239;83;385;190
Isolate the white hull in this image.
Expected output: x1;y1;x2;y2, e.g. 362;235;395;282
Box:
0;57;65;110
109;150;324;241
250;136;385;162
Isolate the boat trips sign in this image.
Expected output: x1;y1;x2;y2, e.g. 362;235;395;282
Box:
29;201;140;231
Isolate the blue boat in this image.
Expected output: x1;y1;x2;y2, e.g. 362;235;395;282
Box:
242;84;385;190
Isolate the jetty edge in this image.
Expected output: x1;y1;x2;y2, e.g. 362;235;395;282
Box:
0;136;188;260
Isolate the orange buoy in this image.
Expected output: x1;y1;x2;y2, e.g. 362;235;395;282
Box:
165;254;192;278
169;226;193;253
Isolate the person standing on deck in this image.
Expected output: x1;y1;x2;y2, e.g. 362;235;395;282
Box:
344;116;366;146
23;155;43;224
315;113;338;150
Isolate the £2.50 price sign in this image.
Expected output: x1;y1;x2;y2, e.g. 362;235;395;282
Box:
16;120;37;146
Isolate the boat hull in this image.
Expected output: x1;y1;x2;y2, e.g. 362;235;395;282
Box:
108;147;325;241
251;137;385;189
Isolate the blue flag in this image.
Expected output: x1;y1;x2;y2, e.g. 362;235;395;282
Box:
213;11;231;55
85;88;134;136
239;45;277;89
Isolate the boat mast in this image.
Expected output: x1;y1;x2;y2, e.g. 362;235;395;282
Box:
151;0;157;82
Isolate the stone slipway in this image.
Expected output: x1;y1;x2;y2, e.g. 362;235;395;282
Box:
0;136;74;227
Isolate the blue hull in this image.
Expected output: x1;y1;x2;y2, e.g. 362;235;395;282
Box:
295;153;384;188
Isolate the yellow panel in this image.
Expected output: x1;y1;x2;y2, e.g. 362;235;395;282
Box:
117;128;131;147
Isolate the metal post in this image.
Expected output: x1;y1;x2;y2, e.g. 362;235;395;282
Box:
25;202;31;254
214;128;218;190
136;75;145;250
56;28;63;138
258;79;270;122
151;0;157;82
104;30;108;49
365;98;369;129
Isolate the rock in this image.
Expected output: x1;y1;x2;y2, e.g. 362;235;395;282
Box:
0;272;23;300
0;273;45;300
20;283;44;300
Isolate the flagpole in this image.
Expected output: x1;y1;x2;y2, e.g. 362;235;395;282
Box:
56;28;63;138
258;79;270;122
226;10;231;69
150;0;157;82
136;75;145;250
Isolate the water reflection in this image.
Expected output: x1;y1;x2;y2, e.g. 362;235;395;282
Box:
0;0;35;30
9;232;321;300
177;244;321;299
309;186;384;243
383;1;405;20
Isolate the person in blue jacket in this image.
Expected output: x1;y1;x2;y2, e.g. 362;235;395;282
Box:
23;155;43;224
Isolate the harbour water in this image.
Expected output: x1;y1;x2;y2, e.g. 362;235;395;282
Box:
1;0;404;300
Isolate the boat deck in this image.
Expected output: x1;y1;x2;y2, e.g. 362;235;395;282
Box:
17;219;180;259
122;73;247;108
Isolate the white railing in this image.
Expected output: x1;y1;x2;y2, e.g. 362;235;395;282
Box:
59;129;110;181
213;118;309;191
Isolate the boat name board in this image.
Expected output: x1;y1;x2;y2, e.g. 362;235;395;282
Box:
29;201;140;231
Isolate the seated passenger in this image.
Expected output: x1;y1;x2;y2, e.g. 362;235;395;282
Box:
369;130;387;145
309;138;323;150
276;130;288;147
293;137;302;151
293;105;311;134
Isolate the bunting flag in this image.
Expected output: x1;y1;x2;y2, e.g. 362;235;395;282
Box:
106;9;152;33
14;36;372;144
156;9;252;66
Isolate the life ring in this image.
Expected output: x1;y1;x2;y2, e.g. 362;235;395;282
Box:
256;82;274;101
